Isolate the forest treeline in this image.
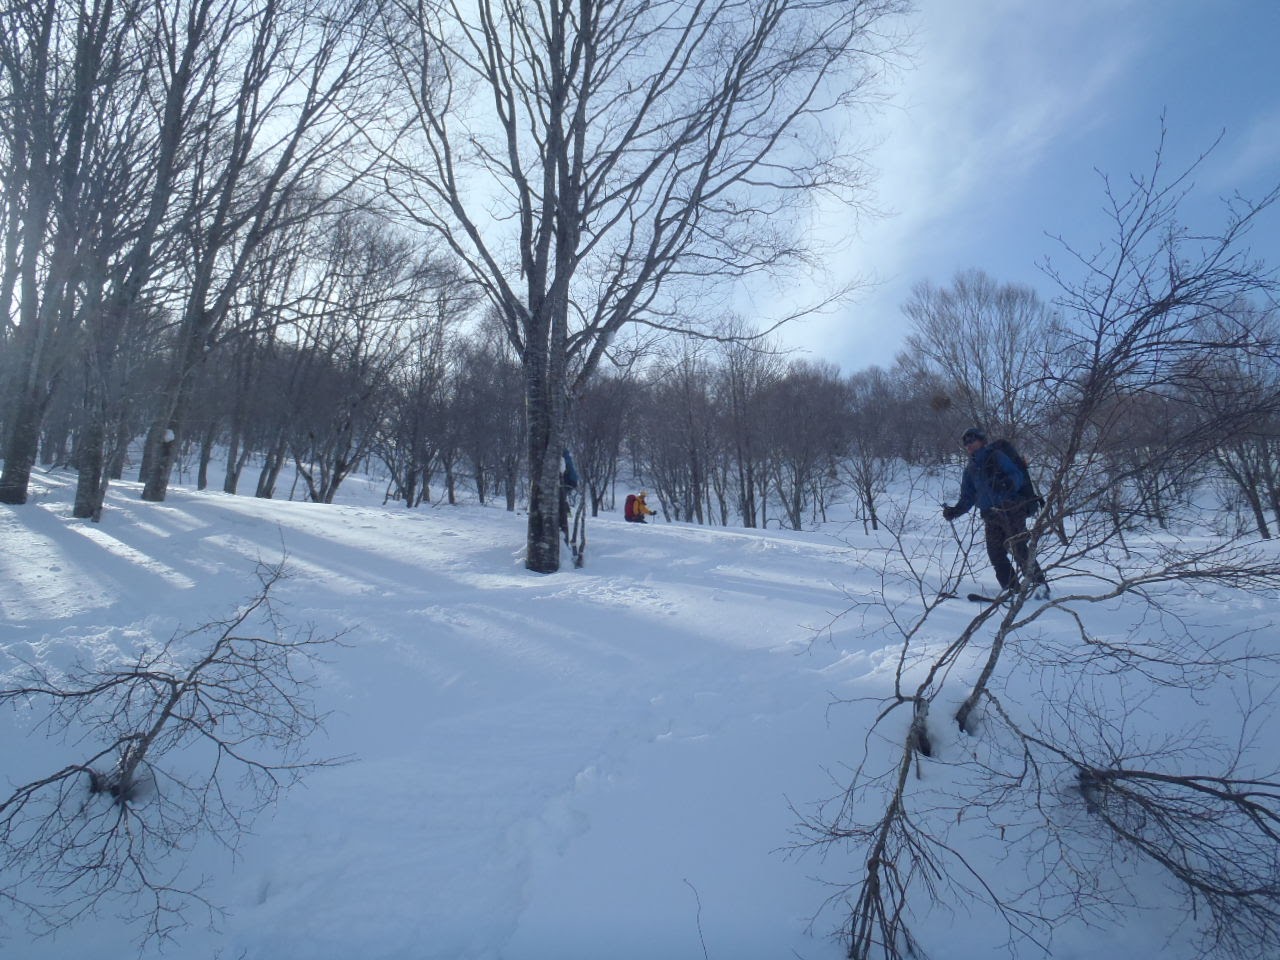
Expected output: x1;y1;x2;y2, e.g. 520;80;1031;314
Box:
7;219;1280;542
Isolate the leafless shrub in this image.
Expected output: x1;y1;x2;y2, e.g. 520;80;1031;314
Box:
0;559;348;948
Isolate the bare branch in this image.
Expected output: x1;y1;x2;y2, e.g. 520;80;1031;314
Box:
0;558;350;948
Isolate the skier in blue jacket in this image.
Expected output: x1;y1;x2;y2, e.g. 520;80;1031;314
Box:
943;427;1046;596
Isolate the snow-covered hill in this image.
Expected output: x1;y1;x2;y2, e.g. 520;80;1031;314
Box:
2;470;1275;959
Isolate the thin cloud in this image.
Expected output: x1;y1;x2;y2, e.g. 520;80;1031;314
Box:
1207;107;1280;194
785;1;1158;366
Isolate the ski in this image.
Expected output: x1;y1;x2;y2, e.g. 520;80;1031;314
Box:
942;586;1049;604
939;591;1004;604
967;586;1050;604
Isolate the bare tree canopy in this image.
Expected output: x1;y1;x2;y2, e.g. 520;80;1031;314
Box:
900;268;1058;441
370;0;911;571
0;0;387;511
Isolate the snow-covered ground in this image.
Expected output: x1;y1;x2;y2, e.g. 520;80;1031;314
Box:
1;468;1276;959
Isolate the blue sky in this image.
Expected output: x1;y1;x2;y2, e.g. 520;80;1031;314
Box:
780;0;1280;371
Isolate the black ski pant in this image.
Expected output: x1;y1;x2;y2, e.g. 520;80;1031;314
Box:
981;505;1044;591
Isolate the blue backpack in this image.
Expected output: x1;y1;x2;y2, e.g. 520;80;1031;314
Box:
989;438;1042;514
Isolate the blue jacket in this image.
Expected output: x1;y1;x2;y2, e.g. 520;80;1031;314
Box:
953;445;1025;515
562;450;579;490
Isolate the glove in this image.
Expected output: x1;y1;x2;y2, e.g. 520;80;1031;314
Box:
942;504;961;521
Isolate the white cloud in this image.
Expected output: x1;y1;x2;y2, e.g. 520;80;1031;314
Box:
1207;107;1280;194
767;0;1280;371
774;0;1160;367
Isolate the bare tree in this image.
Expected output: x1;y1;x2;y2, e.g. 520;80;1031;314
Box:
0;0;141;505
375;324;452;507
760;360;850;529
0;559;346;948
638;345;720;524
64;0;242;520
215;214;319;495
899;268;1059;444
282;215;428;503
799;138;1280;960
1193;305;1280;538
842;366;903;532
714;332;785;527
572;370;638;517
372;0;909;571
137;0;384;504
0;0;385;512
374;298;467;509
451;335;527;509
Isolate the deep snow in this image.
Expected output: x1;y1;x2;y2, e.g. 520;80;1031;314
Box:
1;468;1276;959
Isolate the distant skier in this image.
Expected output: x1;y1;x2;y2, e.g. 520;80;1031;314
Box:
624;490;656;523
942;427;1047;598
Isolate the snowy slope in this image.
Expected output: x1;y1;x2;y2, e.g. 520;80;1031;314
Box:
1;469;1276;959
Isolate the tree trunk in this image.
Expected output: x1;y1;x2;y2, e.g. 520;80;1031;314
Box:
256;437;287;499
505;464;518;512
1235;454;1271;539
1261;445;1280;530
142;325;205;502
524;342;565;574
737;459;758;527
197;423;216;491
140;419;180;502
72;415;108;521
107;420;130;480
444;460;457;505
223;431;244;494
0;388;48;505
41;419;71;467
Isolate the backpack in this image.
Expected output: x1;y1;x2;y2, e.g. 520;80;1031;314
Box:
624;493;637;521
988;438;1042;514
